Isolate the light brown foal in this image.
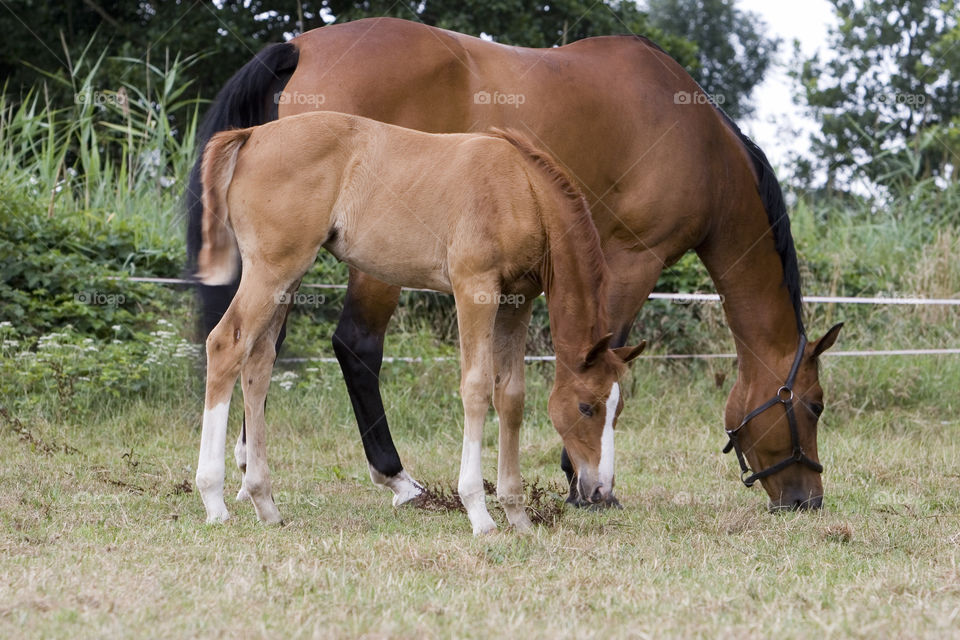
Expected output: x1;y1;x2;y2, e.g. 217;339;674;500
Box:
195;111;643;534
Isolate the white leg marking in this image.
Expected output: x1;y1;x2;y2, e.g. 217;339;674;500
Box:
599;382;619;493
196;401;231;523
459;439;497;535
368;466;425;507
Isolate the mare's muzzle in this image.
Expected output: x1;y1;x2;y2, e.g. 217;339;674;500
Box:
723;334;824;490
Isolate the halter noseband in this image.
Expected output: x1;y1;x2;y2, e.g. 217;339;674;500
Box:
722;334;823;487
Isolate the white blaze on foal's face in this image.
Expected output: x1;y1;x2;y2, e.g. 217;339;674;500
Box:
598;381;619;492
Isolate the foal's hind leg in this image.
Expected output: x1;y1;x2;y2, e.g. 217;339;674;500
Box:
236;316;289;503
493;297;535;531
197;280;286;523
238;302;289;525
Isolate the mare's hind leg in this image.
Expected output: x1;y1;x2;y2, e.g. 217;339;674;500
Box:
493;297;535;531
238;298;290;525
453;275;501;535
332;269;423;506
197;278;288;523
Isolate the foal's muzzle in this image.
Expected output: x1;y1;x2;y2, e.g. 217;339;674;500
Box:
566;475;623;510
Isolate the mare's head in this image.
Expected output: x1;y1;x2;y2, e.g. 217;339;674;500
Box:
549;334;645;506
725;323;843;511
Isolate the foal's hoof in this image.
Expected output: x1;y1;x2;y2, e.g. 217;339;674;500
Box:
236;486;250;502
204;510;230;525
259;512;284;526
511;517;534;534
471;514;498;536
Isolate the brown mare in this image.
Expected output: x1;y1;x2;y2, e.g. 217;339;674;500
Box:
194;112;643;533
186;18;843;512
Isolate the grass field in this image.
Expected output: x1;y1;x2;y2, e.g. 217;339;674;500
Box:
2;348;959;638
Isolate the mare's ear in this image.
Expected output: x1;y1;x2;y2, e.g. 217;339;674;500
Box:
581;333;614;369
612;340;646;365
811;323;844;359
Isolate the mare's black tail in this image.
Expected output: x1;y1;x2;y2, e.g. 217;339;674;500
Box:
184;42;299;335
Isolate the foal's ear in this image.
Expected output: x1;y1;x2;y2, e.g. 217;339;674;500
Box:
581;333;614;368
612;340;646;365
811;322;844;359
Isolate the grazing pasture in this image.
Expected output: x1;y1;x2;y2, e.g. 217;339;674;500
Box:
2;335;959;637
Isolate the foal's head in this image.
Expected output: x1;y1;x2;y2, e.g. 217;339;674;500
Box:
549;335;645;506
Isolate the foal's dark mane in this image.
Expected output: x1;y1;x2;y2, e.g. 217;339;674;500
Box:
489;128;609;327
630;35;806;335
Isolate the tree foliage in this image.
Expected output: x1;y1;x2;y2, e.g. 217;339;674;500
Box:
794;0;960;191
0;1;703;118
644;0;779;120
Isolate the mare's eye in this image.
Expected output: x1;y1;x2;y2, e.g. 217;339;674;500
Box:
578;403;594;417
809;403;824;417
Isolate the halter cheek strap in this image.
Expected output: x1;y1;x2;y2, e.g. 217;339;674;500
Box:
722;334;824;487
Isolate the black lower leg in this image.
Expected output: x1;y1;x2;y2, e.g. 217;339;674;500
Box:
332;313;404;479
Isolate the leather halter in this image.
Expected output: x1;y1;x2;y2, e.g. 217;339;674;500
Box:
723;334;823;487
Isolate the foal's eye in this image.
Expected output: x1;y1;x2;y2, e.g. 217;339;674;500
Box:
578;403;594;417
809;403;824;417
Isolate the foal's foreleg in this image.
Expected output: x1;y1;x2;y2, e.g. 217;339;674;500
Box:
454;278;500;535
493;299;534;531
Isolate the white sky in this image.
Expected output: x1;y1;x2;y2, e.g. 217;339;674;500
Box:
737;0;837;171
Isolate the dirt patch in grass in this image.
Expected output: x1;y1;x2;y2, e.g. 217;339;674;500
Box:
414;477;566;526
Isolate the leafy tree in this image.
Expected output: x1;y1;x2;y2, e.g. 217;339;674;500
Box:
643;0;780;120
793;0;959;192
2;1;699;112
0;1;294;107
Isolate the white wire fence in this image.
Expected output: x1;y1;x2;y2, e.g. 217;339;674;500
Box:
109;276;960;363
